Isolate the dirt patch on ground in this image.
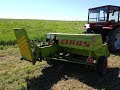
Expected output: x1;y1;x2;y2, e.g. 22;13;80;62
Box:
0;54;6;57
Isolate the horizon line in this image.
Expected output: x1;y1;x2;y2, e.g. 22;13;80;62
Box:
0;17;87;21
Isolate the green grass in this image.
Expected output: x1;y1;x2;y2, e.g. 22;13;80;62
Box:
0;46;48;89
0;19;86;45
0;46;120;90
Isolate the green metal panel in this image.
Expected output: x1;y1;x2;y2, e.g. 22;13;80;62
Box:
62;47;96;57
94;43;110;58
55;33;103;51
45;33;109;57
39;45;58;58
14;28;34;64
45;33;109;65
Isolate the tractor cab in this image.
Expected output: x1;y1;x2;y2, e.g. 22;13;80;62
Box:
86;5;120;29
85;5;120;51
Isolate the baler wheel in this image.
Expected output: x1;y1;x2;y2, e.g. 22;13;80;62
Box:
97;56;108;77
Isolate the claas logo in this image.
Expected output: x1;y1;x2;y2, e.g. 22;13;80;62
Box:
61;39;91;47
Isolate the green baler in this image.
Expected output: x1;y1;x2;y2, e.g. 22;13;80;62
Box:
14;28;110;76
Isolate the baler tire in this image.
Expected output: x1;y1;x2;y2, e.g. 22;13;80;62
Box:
107;27;120;52
97;56;108;77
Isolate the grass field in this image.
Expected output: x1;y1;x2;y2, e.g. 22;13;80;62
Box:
0;46;48;89
0;19;120;90
0;46;120;90
0;19;85;45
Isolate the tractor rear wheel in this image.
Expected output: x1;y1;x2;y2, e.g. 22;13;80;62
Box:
107;27;120;52
97;56;108;77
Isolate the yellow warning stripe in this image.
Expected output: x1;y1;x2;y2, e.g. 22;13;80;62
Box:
21;51;31;59
20;47;31;56
17;35;33;61
19;42;28;50
17;35;26;44
21;54;32;61
18;39;27;46
18;39;31;54
20;49;32;61
19;44;30;56
21;53;32;61
19;45;31;56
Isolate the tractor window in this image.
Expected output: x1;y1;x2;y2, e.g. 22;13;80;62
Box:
119;12;120;21
109;7;119;22
89;7;108;23
109;11;119;22
99;10;107;21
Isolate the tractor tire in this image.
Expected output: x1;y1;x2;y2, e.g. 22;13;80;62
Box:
97;56;108;77
107;27;120;52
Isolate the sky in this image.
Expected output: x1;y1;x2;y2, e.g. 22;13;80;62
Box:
0;0;120;21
